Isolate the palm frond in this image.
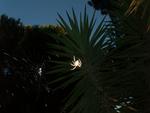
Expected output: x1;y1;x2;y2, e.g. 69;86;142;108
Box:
47;8;114;113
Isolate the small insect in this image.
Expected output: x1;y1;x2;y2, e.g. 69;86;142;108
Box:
70;56;82;70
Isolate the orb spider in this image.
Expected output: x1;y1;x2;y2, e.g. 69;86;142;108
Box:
70;56;82;70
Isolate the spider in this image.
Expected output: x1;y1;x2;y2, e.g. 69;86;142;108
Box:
70;56;82;70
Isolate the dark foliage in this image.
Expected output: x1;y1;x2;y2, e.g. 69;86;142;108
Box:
88;0;111;14
0;15;65;113
0;14;24;53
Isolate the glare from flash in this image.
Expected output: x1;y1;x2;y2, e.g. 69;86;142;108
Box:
70;56;82;70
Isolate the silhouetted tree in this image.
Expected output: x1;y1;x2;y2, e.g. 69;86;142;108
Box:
0;14;24;53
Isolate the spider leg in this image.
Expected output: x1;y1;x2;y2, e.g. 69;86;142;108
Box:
73;56;76;61
78;59;82;67
78;64;81;67
70;66;76;70
70;63;75;66
72;60;75;64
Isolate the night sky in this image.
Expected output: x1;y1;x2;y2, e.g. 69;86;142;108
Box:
0;0;103;25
